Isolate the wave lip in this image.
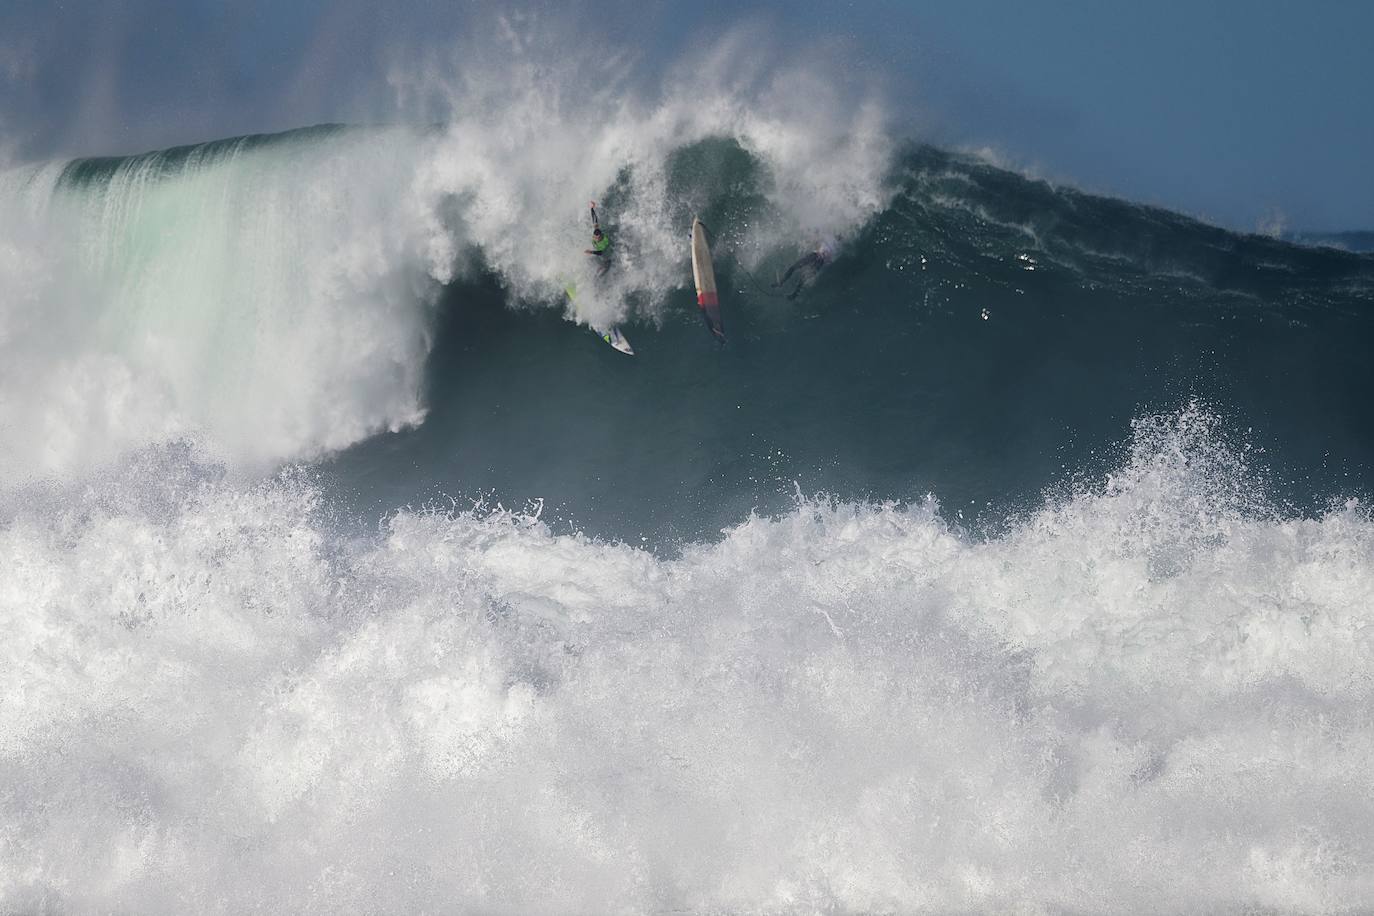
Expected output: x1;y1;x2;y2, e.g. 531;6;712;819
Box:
1;126;438;481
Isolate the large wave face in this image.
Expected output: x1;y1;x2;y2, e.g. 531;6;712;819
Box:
315;142;1374;544
0;23;891;482
3;410;1374;913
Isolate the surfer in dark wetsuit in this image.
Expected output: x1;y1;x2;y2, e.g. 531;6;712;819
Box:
584;201;611;276
775;238;837;300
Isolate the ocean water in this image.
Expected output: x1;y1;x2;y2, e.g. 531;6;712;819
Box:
3;48;1374;915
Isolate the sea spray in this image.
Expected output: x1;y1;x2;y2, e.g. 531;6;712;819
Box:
3;408;1373;913
0;22;892;482
1;128;438;478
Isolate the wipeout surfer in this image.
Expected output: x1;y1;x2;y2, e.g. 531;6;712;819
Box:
584;200;611;275
774;237;837;299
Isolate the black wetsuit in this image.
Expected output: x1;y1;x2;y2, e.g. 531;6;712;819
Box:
777;250;830;299
779;251;827;285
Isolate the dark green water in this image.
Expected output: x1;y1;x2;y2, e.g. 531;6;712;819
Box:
322;145;1374;545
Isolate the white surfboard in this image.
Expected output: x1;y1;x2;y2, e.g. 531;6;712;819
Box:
595;325;635;355
691;217;725;342
565;282;634;356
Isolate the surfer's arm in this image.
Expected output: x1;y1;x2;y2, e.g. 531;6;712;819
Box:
590;201;600;229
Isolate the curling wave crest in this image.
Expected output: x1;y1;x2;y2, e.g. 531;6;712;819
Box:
0;22;890;482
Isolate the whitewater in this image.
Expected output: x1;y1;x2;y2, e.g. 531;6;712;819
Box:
5;411;1374;913
4;23;1374;916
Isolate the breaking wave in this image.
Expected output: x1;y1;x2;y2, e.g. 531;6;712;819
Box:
3;19;1374;915
3;408;1374;913
0;24;890;480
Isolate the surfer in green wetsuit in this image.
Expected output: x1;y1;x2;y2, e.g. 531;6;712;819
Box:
584;201;611;276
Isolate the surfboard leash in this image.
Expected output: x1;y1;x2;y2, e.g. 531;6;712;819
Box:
696;220;788;300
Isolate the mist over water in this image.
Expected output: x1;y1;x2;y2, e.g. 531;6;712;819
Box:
3;20;1374;914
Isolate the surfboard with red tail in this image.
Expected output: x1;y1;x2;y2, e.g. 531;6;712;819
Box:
691;217;725;342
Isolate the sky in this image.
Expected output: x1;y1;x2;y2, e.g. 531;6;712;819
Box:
1;0;1370;231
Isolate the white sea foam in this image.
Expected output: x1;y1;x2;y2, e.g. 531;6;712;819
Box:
0;132;438;480
0;20;891;483
3;409;1372;914
399;14;891;322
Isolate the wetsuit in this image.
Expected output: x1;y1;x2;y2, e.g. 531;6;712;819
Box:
587;203;611;275
778;251;826;285
777;240;835;299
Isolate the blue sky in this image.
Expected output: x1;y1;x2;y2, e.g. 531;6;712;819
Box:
881;0;1374;231
1;0;1369;230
